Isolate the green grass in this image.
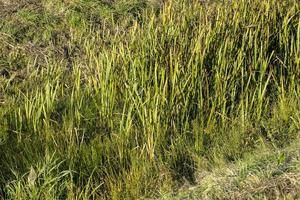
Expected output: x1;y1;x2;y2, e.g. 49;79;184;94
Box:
0;0;300;199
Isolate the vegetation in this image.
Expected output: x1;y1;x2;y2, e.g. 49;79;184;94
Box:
0;0;299;199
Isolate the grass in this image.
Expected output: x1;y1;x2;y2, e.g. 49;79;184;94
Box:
162;138;300;199
0;0;300;199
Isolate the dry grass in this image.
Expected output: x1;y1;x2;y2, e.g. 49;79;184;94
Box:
166;141;300;200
